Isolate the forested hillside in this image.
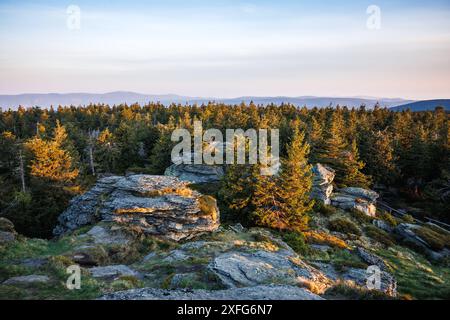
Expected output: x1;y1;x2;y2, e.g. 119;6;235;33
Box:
0;103;448;238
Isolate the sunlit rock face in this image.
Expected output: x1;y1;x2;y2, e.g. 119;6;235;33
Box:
331;187;379;217
53;175;220;241
311;164;336;205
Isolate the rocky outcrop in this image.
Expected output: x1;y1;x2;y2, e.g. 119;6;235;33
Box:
54;175;220;241
99;284;324;300
53;176;121;236
331;187;379;217
311;164;335;205
310;164;380;216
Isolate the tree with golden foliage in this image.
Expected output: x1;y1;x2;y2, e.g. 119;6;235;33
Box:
25;121;79;183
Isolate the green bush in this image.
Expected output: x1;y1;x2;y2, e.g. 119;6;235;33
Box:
282;231;309;255
365;225;395;247
328;218;362;236
314;202;337;217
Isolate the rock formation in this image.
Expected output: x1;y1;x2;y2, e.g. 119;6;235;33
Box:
331;187;379;217
311;164;379;216
311;164;335;205
54;175;220;241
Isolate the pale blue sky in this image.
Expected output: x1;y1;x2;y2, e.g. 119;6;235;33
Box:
0;0;449;99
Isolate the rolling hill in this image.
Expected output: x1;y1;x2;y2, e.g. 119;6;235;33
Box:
0;92;412;110
390;99;450;112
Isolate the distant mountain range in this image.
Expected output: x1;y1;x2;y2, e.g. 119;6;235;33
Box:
389;99;450;112
0;91;415;110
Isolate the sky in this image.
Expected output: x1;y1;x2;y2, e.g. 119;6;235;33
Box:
0;0;449;100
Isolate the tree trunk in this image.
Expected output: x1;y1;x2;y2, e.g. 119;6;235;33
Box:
18;149;26;192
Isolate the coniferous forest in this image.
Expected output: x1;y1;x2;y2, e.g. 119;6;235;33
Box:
1;103;448;238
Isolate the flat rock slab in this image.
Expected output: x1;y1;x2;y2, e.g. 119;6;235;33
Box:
3;275;50;285
209;250;330;291
89;265;140;279
99;284;324;300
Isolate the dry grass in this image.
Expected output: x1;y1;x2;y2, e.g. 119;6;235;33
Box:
304;231;349;249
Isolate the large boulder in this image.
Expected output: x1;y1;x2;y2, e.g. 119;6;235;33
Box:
54;175;220;241
330;187;379;217
99;284;324;300
311;164;335;205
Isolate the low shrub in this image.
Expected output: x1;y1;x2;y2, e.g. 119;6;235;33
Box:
415;226;450;251
324;282;395;300
313;202;337;217
282;231;309;255
378;211;398;228
364;225;395;247
328;218;362;236
330;249;368;270
402;214;415;224
304;231;349;249
350;209;374;224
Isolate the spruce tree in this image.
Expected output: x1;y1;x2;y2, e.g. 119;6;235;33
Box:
253;128;313;232
340;139;371;188
278;128;314;231
95;128;121;173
